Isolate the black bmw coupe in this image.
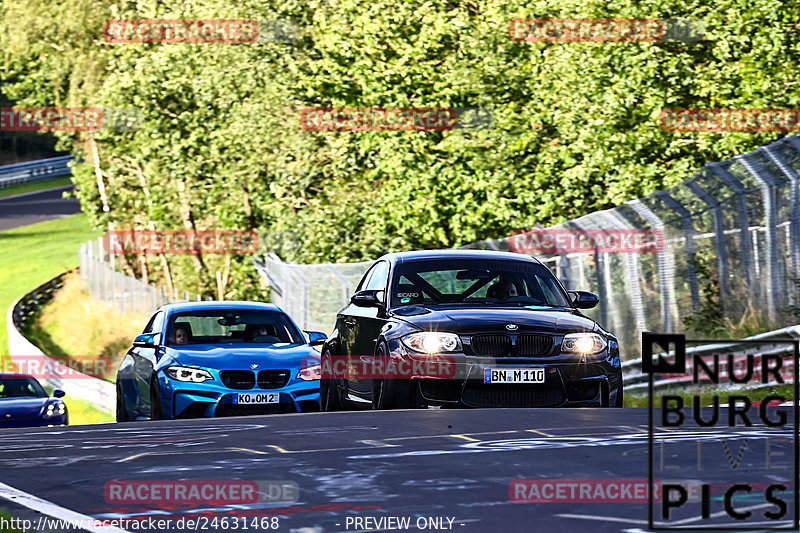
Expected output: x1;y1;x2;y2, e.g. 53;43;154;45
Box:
320;249;622;410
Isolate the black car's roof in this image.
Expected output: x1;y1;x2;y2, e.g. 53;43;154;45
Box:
376;249;543;265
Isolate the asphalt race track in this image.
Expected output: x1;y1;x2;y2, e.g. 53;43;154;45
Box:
0;408;796;533
0;185;81;231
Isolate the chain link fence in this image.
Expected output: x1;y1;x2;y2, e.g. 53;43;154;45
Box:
79;237;205;314
255;134;800;358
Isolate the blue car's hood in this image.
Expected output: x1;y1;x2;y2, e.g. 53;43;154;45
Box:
0;397;48;418
161;343;320;370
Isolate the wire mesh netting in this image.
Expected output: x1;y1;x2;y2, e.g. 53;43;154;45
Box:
255;134;800;358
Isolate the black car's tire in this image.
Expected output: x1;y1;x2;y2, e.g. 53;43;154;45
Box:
372;341;414;410
150;376;164;420
116;381;130;422
320;349;343;412
614;369;624;407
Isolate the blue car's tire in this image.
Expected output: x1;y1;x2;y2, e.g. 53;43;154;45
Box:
116;381;129;422
150;376;164;420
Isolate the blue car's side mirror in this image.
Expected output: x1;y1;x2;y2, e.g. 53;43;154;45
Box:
304;331;328;346
133;333;159;348
53;389;65;398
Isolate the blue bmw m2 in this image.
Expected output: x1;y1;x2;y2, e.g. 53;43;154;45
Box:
115;301;326;421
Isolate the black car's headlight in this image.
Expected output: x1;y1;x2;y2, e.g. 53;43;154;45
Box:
165;366;214;383
401;332;462;354
44;401;66;418
561;333;607;355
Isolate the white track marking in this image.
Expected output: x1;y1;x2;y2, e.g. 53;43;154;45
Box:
0;481;129;533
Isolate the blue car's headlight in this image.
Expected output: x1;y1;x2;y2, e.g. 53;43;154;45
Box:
297;364;321;381
165;366;214;383
43;401;66;418
561;333;607;355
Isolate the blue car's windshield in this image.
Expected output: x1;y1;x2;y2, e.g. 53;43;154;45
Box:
166;310;305;346
0;378;47;399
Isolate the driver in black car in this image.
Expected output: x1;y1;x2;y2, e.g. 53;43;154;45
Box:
488;274;520;302
495;276;519;301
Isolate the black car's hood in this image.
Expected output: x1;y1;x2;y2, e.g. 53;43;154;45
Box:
390;305;596;335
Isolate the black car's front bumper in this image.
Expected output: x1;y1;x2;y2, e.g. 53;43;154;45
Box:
385;339;621;408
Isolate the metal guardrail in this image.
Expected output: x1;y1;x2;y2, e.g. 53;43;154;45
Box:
5;271;114;414
0;155;74;189
622;325;800;394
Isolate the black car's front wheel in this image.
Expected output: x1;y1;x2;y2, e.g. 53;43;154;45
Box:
116;381;129;422
372;341;415;410
614;369;624;407
150;376;164;420
320;349;343;412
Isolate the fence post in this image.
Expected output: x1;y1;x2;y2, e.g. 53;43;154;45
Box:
737;154;783;321
686;182;730;314
654;191;700;311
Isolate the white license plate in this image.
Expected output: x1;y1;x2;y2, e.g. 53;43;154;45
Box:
484;367;545;384
233;392;279;405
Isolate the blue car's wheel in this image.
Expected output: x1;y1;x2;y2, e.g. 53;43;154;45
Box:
115;382;129;422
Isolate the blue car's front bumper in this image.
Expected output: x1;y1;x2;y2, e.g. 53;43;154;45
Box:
156;371;319;419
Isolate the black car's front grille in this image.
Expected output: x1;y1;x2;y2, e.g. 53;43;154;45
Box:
471;334;512;356
257;369;291;389
462;384;565;407
219;370;255;390
470;334;554;356
516;334;554;356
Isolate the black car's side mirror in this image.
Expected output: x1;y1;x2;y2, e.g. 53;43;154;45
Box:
351;289;385;308
569;290;600;309
133;333;159;348
304;330;328;346
53;389;66;398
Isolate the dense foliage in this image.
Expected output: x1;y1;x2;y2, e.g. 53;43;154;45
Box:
2;0;798;298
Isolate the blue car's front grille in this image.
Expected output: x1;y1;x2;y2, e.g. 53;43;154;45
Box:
257;370;291;389
220;370;255;389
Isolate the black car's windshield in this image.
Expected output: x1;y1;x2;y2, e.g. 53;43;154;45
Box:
0;378;47;399
166;310;305;346
391;259;571;308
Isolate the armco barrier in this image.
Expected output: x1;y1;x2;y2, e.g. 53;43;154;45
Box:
0;155;74;189
622;325;800;394
5;273;114;414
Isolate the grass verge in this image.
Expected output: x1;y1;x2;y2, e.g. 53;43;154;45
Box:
0;176;72;200
625;383;795;407
22;272;150;381
0;510;28;533
0;214;101;353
